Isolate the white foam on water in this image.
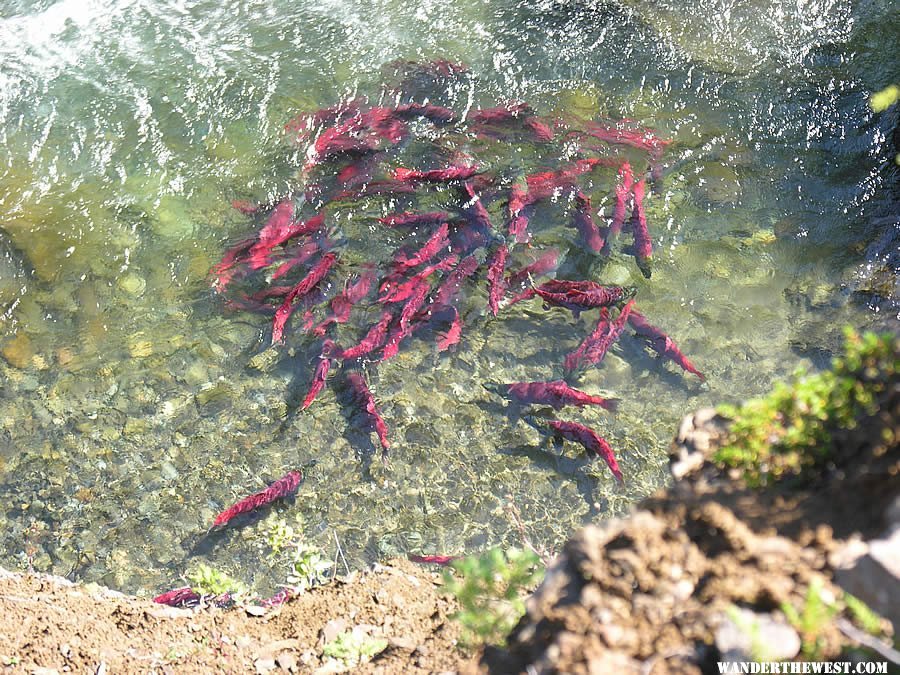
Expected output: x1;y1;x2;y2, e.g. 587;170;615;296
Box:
0;0;134;89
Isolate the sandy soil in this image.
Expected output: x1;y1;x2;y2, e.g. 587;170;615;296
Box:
0;559;469;674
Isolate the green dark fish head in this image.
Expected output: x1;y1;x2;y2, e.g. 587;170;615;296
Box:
636;258;652;279
481;382;506;397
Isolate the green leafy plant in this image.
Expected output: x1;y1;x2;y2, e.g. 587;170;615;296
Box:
287;544;333;590
322;631;388;666
443;547;545;648
264;517;297;559
781;578;839;660
714;329;897;485
186;563;248;597
870;84;900;165
871;84;899;113
842;592;887;637
263;518;332;591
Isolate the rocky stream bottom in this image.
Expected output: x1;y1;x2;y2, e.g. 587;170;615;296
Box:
0;397;896;675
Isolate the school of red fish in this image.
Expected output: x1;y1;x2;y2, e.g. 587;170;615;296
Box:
156;60;706;606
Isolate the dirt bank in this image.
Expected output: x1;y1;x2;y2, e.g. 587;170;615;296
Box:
482;400;899;674
0;559;468;673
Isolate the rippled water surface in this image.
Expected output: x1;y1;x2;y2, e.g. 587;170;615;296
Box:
0;0;897;595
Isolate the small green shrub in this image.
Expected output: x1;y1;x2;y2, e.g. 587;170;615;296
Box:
443;547;545;648
186;563;248;597
263;518;333;591
781;578;839;660
870;84;899;113
322;631;388;666
870;84;900;165
264;517;297;558
714;329;897;485
287;545;333;590
842;592;887;637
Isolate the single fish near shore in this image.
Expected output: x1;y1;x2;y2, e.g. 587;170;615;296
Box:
346;372;390;454
259;587;295;608
153;587;201;608
210;470;304;530
532;279;636;316
485;380;618;411
629;179;652;278
627;308;705;381
301;339;338;409
547;420;623;483
271;252;338;343
564;300;635;373
408;554;459;565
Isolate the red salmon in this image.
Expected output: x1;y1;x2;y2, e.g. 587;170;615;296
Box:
211;470;304;529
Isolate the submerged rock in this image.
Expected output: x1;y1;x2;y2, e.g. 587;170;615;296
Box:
0;230;29;313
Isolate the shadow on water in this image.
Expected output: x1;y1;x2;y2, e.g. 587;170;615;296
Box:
614;339;709;393
497;439;603;519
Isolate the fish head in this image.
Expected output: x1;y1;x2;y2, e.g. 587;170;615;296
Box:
636;258;652;279
481;382;507;397
521;414;554;435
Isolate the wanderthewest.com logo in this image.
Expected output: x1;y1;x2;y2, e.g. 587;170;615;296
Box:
717;662;888;674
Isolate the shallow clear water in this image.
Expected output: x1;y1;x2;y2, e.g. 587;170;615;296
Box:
0;0;896;596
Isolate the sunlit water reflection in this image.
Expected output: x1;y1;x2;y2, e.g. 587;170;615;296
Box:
0;0;896;595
